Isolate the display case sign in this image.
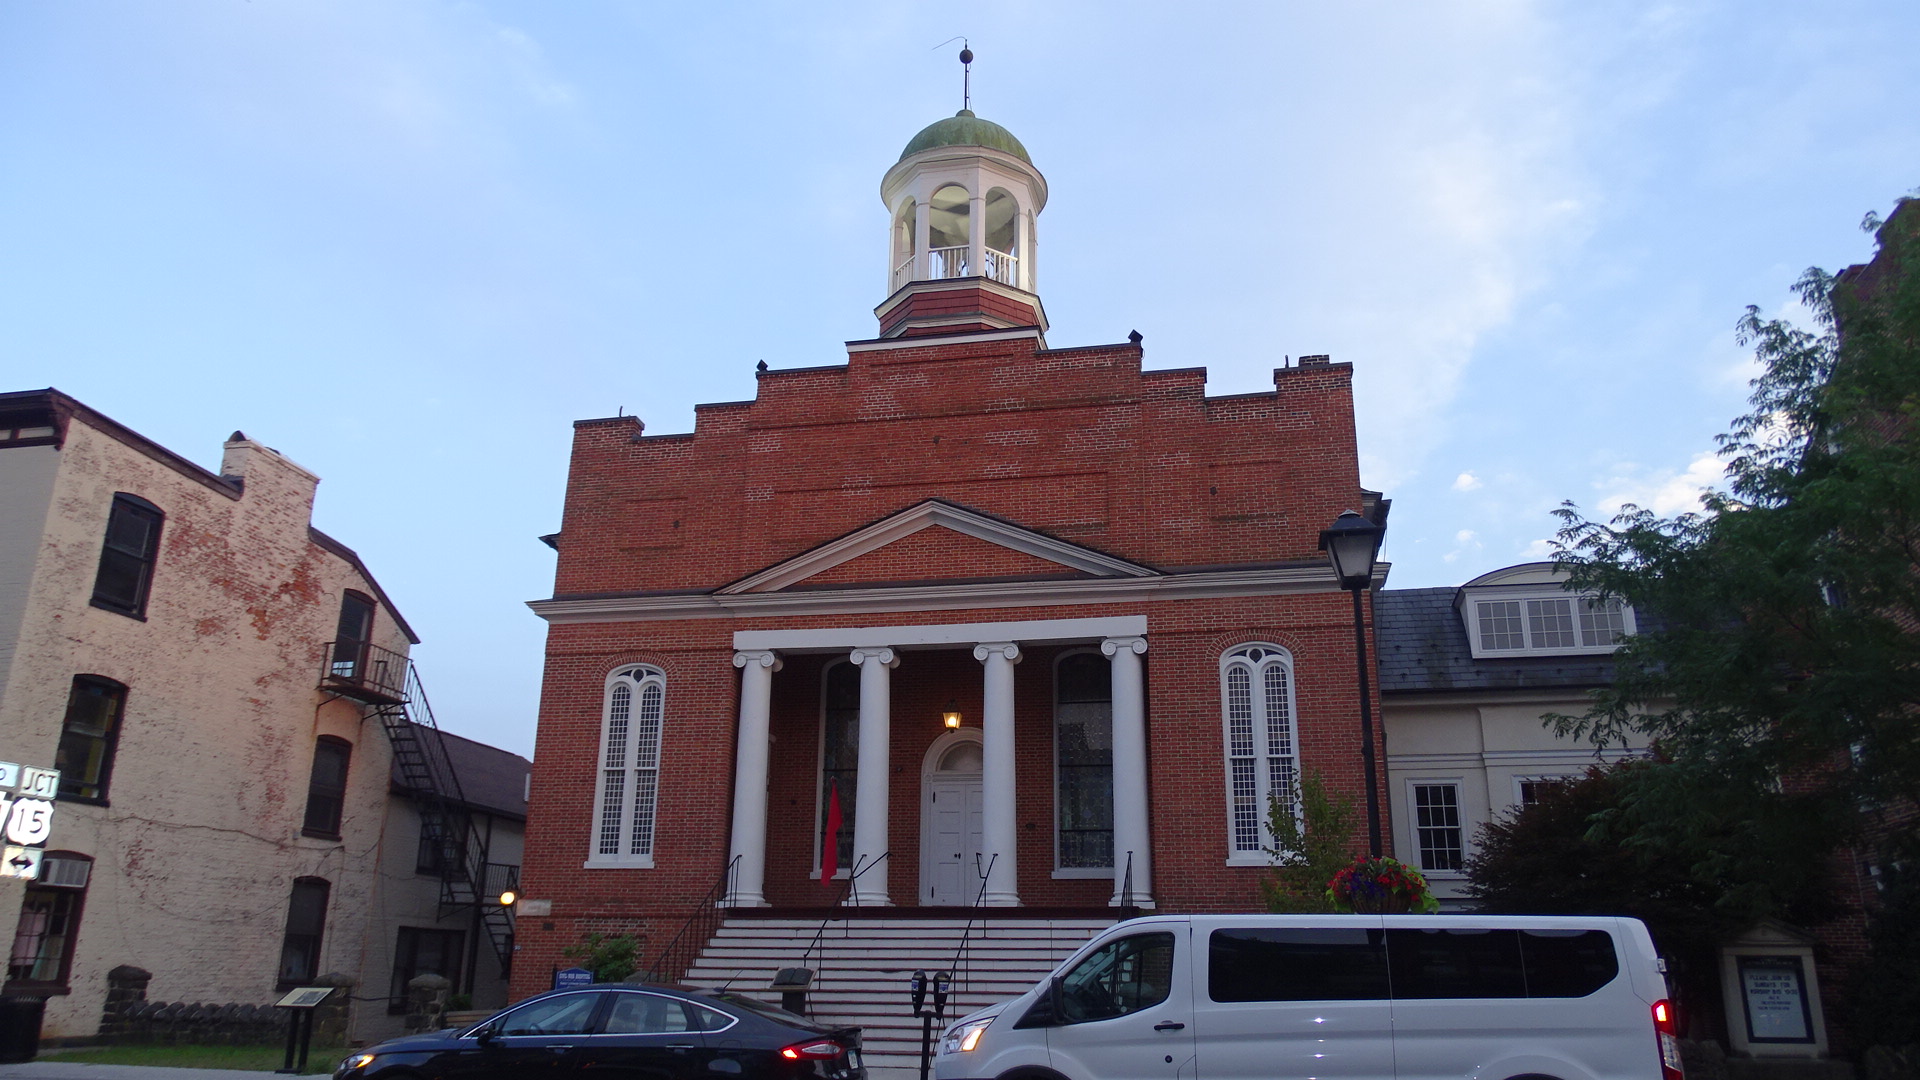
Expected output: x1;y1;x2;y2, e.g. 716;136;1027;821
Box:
1739;955;1815;1043
553;967;593;990
0;761;60;880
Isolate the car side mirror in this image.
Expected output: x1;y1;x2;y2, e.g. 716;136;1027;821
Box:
476;1025;499;1046
1049;975;1066;1025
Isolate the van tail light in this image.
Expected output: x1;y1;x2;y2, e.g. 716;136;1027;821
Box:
1653;1000;1685;1080
780;1040;845;1061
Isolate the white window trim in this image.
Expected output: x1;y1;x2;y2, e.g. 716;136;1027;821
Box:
1511;773;1574;809
1462;586;1636;659
1053;647;1114;874
1405;778;1468;879
584;664;663;869
1222;643;1299;867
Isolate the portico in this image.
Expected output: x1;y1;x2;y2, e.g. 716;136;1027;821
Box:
721;616;1153;911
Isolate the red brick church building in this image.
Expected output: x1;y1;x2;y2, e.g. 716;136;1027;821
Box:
512;102;1389;997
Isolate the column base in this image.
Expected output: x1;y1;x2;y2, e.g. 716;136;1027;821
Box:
982;893;1023;907
719;894;769;908
1109;894;1155;909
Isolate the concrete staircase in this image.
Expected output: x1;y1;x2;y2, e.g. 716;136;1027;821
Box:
681;916;1114;1080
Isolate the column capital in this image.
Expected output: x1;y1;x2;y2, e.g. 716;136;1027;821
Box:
848;646;899;668
1101;636;1148;657
733;650;783;671
973;642;1022;664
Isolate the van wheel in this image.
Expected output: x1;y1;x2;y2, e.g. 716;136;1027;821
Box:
1507;1074;1564;1080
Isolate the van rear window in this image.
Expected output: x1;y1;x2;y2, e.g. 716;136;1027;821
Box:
1207;926;1619;1003
1209;928;1389;1002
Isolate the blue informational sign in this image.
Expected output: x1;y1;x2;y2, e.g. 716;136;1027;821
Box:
553;967;594;990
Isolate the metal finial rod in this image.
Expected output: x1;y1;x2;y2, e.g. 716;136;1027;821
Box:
959;41;972;111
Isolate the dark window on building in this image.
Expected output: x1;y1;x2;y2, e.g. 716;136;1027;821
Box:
819;662;859;873
1056;651;1114;869
1209;926;1389;1002
1386;928;1526;999
278;878;330;986
388;927;465;1014
416;811;469;875
56;676;126;803
6;853;93;991
90;494;163;617
330;592;377;679
302;738;351;839
1413;784;1465;871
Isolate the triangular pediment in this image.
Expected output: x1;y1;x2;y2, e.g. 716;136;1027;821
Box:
719;499;1158;594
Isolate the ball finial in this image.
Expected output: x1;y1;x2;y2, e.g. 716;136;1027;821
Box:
959;46;973;64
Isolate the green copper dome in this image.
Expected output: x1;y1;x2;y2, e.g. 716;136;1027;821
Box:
899;109;1032;165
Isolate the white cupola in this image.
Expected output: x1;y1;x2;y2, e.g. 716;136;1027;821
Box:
875;51;1048;338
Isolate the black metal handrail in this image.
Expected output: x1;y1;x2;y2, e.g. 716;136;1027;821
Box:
320;639;409;704
1119;850;1135;909
800;851;890;971
642;855;741;984
943;852;999;997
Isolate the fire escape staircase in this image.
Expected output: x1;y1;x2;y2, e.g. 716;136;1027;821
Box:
321;641;517;976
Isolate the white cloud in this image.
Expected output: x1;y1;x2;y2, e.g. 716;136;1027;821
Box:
1522;538;1554;559
1442;529;1485;564
1453;472;1484;492
1597;450;1725;516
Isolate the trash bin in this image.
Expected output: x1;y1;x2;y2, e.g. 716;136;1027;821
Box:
0;996;45;1063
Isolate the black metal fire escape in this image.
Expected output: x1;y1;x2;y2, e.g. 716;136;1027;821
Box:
320;641;517;977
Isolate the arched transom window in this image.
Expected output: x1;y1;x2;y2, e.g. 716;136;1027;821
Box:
1222;644;1298;863
590;664;665;867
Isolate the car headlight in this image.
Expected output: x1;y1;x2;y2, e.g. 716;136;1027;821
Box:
939;1016;994;1055
342;1053;378;1071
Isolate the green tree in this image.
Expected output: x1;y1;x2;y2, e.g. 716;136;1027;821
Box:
563;932;641;983
1465;762;1834;1020
1550;196;1920;852
1261;769;1359;912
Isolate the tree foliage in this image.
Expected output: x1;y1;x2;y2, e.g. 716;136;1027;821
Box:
1550;197;1920;850
1261;769;1359;913
562;932;640;983
1466;762;1835;1004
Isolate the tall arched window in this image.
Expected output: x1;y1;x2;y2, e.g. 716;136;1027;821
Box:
817;661;859;875
1055;650;1113;872
1221;644;1298;864
589;665;665;867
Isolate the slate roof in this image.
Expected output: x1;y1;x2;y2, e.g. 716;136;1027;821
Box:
1376;587;1620;694
391;724;531;820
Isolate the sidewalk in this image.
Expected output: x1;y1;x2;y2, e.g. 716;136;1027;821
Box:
0;1063;329;1079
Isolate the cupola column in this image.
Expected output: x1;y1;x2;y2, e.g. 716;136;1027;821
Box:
968;190;987;282
913;192;932;282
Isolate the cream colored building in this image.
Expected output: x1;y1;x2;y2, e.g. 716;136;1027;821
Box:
0;389;523;1042
1377;563;1649;906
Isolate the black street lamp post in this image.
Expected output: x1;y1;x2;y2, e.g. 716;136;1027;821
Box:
1319;509;1386;858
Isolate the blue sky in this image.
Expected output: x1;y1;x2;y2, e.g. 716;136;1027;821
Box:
4;2;1914;756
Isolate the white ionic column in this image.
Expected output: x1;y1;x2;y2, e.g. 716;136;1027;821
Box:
848;646;900;906
1103;636;1153;907
725;650;781;906
974;641;1023;906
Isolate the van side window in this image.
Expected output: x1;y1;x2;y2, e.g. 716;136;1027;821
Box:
1209;927;1389;1002
1058;932;1175;1023
1519;929;1619;997
1387;928;1526;999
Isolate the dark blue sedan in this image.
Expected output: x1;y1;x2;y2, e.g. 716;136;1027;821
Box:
335;984;865;1080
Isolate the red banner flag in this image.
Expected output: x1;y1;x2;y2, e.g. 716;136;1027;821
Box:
822;779;842;887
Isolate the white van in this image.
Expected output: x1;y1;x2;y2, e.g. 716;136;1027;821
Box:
934;914;1683;1080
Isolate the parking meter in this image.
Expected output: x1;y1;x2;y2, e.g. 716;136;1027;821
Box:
909;970;928;1016
933;970;951;1019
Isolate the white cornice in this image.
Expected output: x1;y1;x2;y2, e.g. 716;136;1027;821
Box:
720;500;1155;595
528;563;1361;624
846;327;1045;354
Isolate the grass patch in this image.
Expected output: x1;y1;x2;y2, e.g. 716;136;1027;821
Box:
44;1041;351;1073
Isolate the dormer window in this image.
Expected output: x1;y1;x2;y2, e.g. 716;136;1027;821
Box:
1458;563;1635;658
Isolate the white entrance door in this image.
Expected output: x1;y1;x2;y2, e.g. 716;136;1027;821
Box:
924;775;984;905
